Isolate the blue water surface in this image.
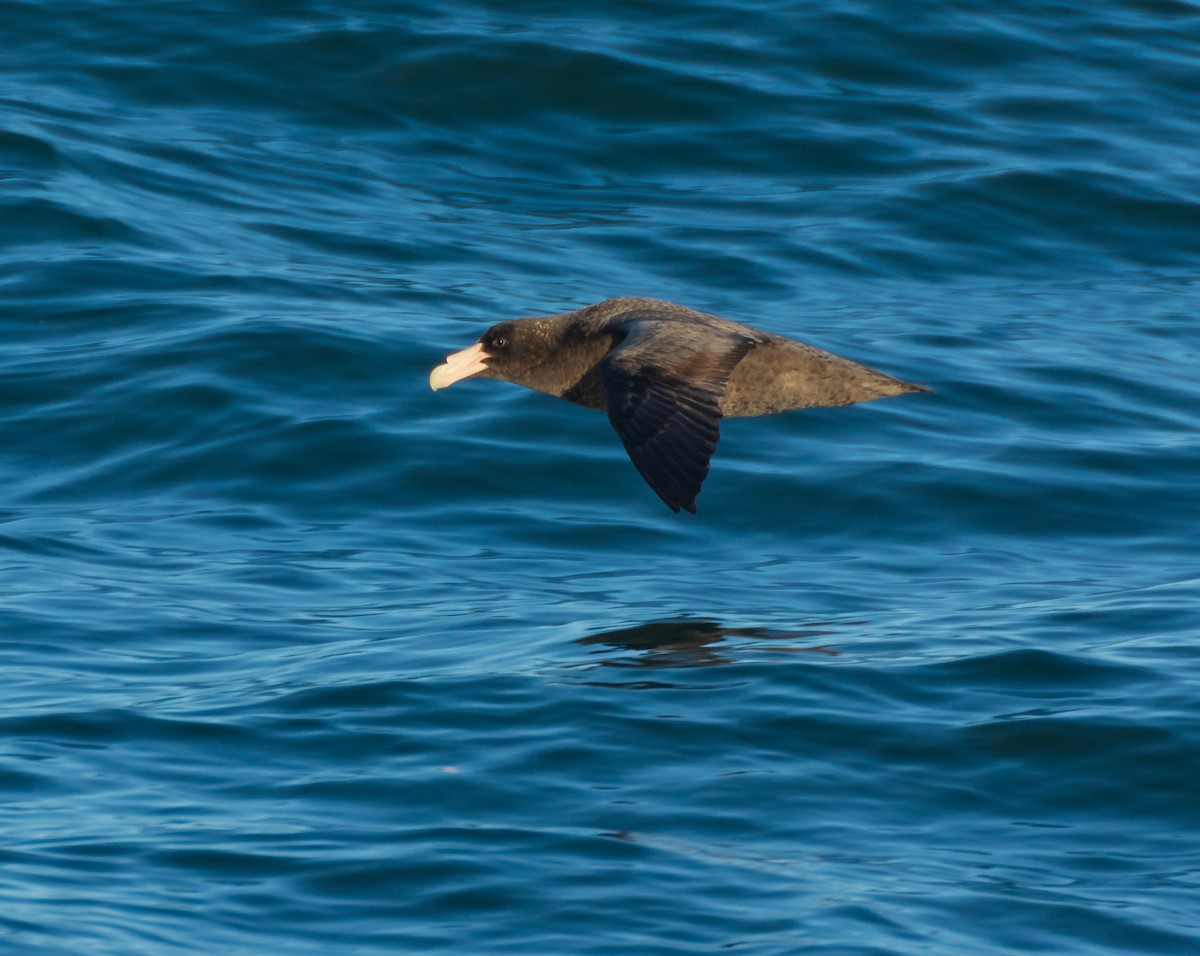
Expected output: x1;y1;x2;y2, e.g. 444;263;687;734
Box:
3;0;1200;953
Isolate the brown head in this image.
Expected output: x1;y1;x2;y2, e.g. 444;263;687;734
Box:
429;316;613;398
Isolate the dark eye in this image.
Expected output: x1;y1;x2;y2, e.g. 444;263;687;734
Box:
491;336;508;349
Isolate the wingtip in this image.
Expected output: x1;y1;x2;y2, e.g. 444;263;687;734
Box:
653;492;696;514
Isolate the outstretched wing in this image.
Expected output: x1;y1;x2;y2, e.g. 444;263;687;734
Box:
599;316;757;513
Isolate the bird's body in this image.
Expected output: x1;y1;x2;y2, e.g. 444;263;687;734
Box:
430;297;928;513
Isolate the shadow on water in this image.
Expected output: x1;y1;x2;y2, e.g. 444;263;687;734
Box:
573;618;846;670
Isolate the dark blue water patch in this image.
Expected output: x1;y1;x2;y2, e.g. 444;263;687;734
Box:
0;127;62;170
0;196;143;248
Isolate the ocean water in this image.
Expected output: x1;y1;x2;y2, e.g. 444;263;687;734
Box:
3;0;1200;952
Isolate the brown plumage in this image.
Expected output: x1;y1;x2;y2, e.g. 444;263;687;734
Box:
429;297;929;513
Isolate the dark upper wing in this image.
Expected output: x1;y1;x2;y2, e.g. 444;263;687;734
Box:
599;315;758;513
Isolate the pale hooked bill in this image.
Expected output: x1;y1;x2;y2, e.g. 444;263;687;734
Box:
429;341;491;391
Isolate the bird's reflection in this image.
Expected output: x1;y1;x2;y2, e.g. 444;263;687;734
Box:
573;618;844;670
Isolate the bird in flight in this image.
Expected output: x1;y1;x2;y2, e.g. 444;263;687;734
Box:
430;297;928;513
